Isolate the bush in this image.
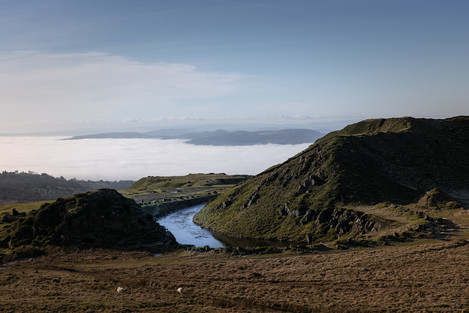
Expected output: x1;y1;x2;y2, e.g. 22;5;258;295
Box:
445;201;460;210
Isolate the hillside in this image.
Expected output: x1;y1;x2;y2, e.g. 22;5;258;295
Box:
194;116;469;243
0;171;134;203
0;189;177;253
128;173;249;190
121;173;250;217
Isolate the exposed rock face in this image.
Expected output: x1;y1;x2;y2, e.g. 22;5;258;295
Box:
1;189;177;251
194;116;469;242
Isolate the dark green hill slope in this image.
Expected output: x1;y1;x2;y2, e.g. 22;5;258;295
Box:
194;116;469;242
1;189;177;252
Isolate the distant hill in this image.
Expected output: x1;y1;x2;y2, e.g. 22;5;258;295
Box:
183;129;323;145
67;132;148;139
0;171;134;203
121;173;251;218
194;116;469;243
65;129;324;146
129;173;250;190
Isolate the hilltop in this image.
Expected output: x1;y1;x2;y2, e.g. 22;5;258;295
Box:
121;173;250;217
0;189;177;254
194;116;469;243
128;173;249;191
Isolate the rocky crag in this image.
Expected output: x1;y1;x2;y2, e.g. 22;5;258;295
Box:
1;189;177;252
194;116;469;243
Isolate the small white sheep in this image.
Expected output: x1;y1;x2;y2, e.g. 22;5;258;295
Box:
116;287;127;294
177;287;183;294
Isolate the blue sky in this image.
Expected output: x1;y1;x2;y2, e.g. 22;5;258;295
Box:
1;0;468;133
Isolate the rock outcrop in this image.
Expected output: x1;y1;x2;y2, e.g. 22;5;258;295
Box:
1;189;177;252
417;188;461;210
194;116;469;242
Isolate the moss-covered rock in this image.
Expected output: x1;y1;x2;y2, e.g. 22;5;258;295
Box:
1;189;177;252
418;188;462;210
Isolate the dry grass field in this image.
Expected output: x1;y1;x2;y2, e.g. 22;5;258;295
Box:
1;238;468;312
1;184;468;312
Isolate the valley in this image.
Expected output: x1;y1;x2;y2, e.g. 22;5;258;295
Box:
0;117;468;312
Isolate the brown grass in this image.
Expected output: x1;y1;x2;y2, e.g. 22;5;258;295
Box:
1;239;468;312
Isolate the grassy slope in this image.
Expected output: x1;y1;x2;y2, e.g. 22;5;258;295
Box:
121;173;250;207
129;173;249;189
0;189;177;254
0;201;47;250
195;117;469;243
0;174;249;252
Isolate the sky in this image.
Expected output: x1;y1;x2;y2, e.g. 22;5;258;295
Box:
1;0;468;134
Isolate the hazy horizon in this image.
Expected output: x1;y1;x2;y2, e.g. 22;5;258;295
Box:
0;117;360;137
1;1;468;180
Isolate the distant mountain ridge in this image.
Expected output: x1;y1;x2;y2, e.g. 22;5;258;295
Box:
194;116;469;243
65;129;323;146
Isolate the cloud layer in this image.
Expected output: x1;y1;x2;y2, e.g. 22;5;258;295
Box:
0;51;240;130
0;136;311;180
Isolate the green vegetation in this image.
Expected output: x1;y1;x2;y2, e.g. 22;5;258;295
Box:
195;116;469;244
0;201;48;216
128;173;249;190
0;201;47;246
332;117;413;136
0;173;250;257
1;118;468;312
0;189;177;256
121;173;250;209
0;171;134;203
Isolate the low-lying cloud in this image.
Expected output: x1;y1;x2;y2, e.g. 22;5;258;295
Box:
0;136;311;180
